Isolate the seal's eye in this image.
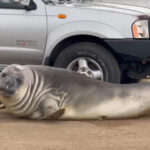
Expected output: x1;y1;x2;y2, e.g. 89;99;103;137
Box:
16;77;22;84
1;73;7;78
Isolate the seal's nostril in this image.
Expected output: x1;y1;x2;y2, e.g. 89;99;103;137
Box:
1;73;7;78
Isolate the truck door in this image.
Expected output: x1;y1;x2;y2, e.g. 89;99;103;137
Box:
0;0;47;65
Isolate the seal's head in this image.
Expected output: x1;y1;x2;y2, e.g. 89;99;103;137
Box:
0;65;24;97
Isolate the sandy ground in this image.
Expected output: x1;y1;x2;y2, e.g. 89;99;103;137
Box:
0;109;150;150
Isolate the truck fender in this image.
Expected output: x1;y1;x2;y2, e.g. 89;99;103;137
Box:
42;21;124;64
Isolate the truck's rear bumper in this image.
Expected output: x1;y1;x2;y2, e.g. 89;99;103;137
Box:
104;39;150;61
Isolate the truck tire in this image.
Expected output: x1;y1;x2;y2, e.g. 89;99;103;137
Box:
54;42;121;83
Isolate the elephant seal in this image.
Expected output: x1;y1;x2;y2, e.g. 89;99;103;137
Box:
0;64;150;120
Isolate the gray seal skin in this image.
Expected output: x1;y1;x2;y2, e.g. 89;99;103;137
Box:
0;64;150;120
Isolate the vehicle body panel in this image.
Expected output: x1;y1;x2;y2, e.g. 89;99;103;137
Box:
104;39;150;61
45;4;138;38
0;0;47;64
43;3;140;62
0;0;150;69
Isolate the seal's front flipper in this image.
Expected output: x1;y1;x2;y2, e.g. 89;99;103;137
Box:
0;103;5;109
39;99;63;120
47;108;65;120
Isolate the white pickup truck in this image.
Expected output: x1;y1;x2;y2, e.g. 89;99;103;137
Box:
0;0;150;83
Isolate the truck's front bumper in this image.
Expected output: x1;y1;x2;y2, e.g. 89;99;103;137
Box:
104;39;150;61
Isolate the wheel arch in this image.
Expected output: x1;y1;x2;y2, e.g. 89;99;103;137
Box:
44;35;121;66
